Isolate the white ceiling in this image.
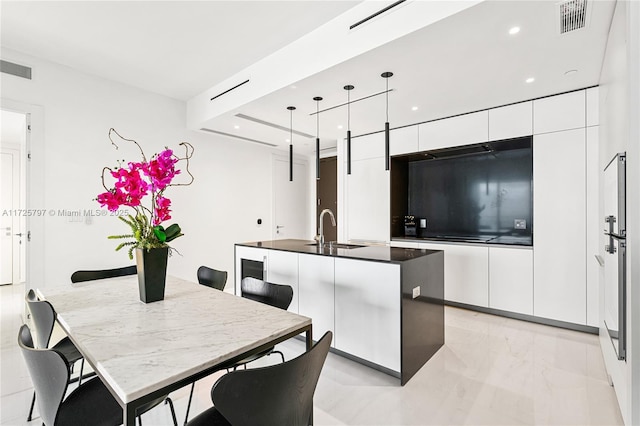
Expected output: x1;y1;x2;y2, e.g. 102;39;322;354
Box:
203;0;616;153
0;1;360;100
1;0;616;154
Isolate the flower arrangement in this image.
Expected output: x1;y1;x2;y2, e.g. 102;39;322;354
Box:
96;128;194;259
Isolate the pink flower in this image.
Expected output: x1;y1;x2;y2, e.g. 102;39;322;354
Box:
142;149;180;191
97;190;126;211
110;163;149;207
154;196;172;225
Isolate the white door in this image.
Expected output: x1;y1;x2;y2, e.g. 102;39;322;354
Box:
1;148;22;284
1;109;28;285
272;156;309;240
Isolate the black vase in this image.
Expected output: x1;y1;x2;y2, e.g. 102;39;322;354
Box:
135;247;168;303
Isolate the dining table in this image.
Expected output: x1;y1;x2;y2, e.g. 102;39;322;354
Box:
36;274;313;425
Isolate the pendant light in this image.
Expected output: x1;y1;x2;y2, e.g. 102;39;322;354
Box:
287;106;296;181
313;96;323;180
381;72;393;171
344;85;354;175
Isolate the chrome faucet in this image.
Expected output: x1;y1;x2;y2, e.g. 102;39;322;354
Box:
318;208;336;246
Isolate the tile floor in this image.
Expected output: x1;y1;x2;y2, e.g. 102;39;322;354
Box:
0;282;624;425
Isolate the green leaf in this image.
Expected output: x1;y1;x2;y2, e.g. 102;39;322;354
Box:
164;224;183;242
153;226;167;242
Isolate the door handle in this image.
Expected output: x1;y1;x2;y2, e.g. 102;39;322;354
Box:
15;233;23;237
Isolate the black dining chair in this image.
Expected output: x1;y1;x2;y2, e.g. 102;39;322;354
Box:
183;276;293;425
70;265;137;283
24;289;87;422
197;266;227;291
186;331;332;426
18;323;123;426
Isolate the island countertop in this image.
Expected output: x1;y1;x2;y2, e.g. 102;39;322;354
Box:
236;239;440;264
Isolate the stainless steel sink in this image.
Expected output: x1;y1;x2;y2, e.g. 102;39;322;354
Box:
306;242;362;249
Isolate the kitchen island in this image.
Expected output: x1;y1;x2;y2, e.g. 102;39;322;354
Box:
234;239;444;385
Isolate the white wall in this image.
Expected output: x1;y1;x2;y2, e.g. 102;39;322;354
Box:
0;48;301;290
598;1;640;424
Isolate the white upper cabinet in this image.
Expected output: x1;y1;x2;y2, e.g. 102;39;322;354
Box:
488;101;533;140
533;90;586;134
390;125;419;156
586;87;599;127
418;110;488;151
346;156;390;243
351;131;384;161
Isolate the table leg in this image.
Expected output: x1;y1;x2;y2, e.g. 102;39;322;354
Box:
124;403;136;426
307;325;313;425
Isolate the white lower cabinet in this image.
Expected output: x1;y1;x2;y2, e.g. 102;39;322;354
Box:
334;258;401;372
266;250;299;314
298;254;334;344
421;243;489;307
489;247;533;315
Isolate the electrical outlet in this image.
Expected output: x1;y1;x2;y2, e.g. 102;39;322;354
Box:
419;218;427;228
412;286;420;299
514;219;526;229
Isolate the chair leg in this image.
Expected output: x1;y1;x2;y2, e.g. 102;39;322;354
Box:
165;397;178;426
272;350;285;363
183;383;195;426
138;414;142;426
77;359;85;386
27;391;36;421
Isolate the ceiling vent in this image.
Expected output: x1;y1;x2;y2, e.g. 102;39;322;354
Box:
200;128;278;147
235;113;314;138
557;0;589;34
1;60;32;80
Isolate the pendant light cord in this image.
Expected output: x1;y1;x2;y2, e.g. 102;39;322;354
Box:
348;90;351;130
386;78;389;122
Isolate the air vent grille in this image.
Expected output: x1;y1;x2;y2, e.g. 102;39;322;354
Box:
558;0;587;34
235;113;314;138
1;60;32;80
200;128;278;147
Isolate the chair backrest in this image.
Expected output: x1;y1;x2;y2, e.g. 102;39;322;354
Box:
197;266;227;291
25;289;57;349
70;265;137;283
240;277;293;310
211;331;332;426
18;324;70;426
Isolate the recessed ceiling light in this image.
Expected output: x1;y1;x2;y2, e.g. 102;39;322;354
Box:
290;85;297;89
525;77;535;83
412;106;419;111
337;125;343;129
285;138;290;143
509;26;520;35
234;125;240;129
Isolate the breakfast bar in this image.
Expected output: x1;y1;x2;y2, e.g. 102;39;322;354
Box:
235;239;444;385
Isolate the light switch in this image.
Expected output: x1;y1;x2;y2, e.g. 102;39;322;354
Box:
514;219;526;229
419;219;427;228
412;286;420;299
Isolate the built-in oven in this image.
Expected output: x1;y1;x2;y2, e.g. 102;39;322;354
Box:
241;258;264;281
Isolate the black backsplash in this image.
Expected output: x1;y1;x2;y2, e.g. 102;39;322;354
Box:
391;136;533;244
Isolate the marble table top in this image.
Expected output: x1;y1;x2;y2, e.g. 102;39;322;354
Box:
38;275;311;404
